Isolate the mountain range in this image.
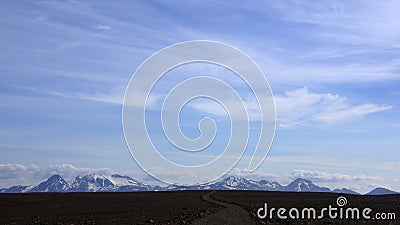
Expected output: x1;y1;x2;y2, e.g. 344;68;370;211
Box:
0;174;398;195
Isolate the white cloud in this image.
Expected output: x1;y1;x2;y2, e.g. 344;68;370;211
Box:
32;164;116;180
275;87;392;127
123;91;161;109
70;85;163;108
96;24;111;30
49;88;161;109
290;169;382;183
314;104;392;124
0;164;39;179
77;91;123;105
189;95;265;121
188;87;392;127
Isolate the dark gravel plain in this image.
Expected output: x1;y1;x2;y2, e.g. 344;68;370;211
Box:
0;191;398;225
0;191;219;225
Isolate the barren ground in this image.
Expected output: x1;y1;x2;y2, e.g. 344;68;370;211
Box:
0;191;398;224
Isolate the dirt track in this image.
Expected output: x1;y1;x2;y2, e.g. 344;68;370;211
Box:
194;191;255;225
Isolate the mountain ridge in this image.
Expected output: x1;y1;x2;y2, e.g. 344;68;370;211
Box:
1;174;397;195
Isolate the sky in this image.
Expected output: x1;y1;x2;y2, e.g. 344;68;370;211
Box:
0;0;399;193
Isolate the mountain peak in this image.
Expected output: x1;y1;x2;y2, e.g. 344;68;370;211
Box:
285;178;330;192
70;173;115;192
30;174;69;192
223;175;246;183
48;174;63;180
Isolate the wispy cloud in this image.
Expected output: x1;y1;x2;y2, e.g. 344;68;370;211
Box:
275;87;392;127
38;83;124;105
186;87;392;127
96;24;111;30
76;92;123;105
220;1;400;85
50;88;161;108
189;95;265;121
314;104;392;124
259;0;400;47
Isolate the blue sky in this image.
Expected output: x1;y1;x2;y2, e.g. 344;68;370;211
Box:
0;1;399;193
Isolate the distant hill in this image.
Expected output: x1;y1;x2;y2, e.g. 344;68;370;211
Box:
366;187;399;195
332;188;360;195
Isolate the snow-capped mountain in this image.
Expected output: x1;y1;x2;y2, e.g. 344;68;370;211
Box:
259;180;283;191
165;176;282;191
24;173;161;193
68;174;161;192
111;174;161;192
204;176;282;191
284;178;330;192
366;187;399;195
1;174;397;195
30;175;70;192
69;174;116;192
212;176;265;190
